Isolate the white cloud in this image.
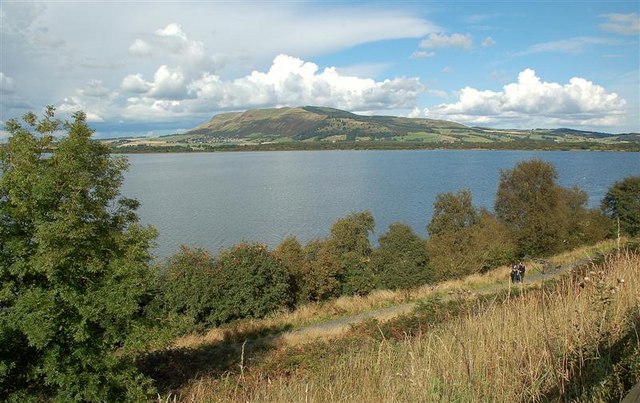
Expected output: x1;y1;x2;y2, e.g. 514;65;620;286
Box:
600;13;640;35
0;72;15;93
519;36;613;55
148;65;188;99
410;50;435;59
419;33;473;50
121;66;188;99
188;54;424;111
78;79;110;97
122;74;152;93
481;36;495;47
442;67;453;74
128;39;152;56
425;69;626;128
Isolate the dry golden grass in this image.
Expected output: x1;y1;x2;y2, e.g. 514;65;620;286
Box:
173;239;622;351
174;247;639;402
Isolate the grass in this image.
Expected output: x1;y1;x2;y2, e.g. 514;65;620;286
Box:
163;246;640;402
172;239;622;351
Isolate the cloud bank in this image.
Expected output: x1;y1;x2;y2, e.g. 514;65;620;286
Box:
425;69;626;128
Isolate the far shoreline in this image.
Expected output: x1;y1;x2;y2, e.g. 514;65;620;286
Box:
108;140;640;154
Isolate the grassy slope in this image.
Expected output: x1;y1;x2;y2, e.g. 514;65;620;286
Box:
107;106;639;152
145;240;640;401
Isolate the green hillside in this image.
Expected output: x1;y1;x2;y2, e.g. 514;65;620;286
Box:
105;106;639;151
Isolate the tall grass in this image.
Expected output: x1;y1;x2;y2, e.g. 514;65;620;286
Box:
175;248;639;402
174;239;621;351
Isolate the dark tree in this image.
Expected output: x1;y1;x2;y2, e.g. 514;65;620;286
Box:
0;108;157;401
601;176;640;237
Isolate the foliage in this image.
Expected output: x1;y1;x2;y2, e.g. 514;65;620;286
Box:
328;210;375;256
297;240;342;302
274;236;306;304
601;176;640;237
328;211;376;296
427;189;478;237
495;159;609;258
428;209;516;280
0;108;157;401
212;242;293;323
155;243;293;330
150;246;219;332
371;223;434;289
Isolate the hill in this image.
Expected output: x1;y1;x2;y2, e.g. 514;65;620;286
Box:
105;106;640;151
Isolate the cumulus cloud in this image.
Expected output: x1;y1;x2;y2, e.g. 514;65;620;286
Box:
419;33;473;50
188;54;423;111
128;39;152;56
425;68;626;128
128;23;208;70
122;74;152;93
0;72;15;93
600;13;640;35
121;66;188;99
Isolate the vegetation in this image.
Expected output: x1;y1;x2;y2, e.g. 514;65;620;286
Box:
2;108;634;401
155;247;640;402
602;176;640;237
0;108;157;401
495;159;609;258
105;106;640;152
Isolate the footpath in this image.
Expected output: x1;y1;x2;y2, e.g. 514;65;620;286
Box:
282;254;600;344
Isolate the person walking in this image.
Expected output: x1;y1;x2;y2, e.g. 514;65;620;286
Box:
518;262;526;282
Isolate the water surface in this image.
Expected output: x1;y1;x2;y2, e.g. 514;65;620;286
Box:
121;150;640;258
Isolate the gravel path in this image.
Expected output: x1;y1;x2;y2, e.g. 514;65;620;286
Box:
283;254;601;342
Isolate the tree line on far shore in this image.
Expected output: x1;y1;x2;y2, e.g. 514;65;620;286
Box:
1;108;638;401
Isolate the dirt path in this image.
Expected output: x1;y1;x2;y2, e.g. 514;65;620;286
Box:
282;255;600;343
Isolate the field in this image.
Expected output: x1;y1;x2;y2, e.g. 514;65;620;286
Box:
144;240;640;402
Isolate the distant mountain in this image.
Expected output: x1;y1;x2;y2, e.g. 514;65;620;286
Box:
108;106;638;151
182;106;472;141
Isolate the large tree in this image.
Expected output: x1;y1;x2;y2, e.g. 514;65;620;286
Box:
601;176;640;237
495;159;607;257
427;190;515;279
0;108;157;401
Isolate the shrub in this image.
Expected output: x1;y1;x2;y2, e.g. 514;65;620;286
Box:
372;223;434;289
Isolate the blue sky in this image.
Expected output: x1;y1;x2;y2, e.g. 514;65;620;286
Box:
1;1;638;138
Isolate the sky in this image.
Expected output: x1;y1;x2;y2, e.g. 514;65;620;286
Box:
1;1;639;139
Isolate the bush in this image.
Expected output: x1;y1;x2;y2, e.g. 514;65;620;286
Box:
372;223;434;289
155;243;293;329
151;246;219;332
213;242;293;323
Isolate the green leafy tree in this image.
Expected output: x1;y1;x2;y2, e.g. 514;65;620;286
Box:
495;159;609;257
427;190;516;279
275;236;306;304
372;223;433;289
427;189;478;237
298;240;342;302
601;176;640;237
495;159;568;257
328;211;376;296
0;108;157;401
